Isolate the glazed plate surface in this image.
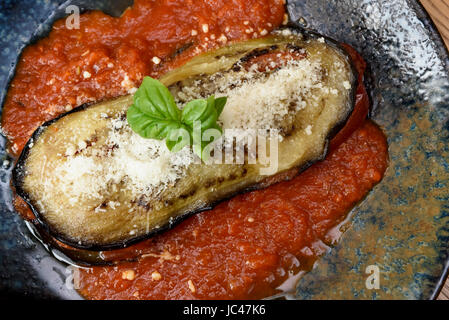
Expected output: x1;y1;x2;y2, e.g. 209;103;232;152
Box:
0;0;448;299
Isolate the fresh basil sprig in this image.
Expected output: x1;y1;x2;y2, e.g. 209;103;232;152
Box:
127;76;227;159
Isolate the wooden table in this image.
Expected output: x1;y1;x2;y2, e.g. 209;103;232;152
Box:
421;0;449;48
420;0;449;300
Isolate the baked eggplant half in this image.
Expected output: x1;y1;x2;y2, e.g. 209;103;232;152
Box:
13;28;357;250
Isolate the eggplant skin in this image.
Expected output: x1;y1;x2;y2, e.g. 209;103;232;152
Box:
13;26;357;251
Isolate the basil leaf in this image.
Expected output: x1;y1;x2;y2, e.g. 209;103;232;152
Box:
127;105;183;140
126;76;228;161
181;99;218;131
135;77;180;121
210;123;223;134
166;126;192;152
127;77;182;140
205;95;226;118
214;97;227;117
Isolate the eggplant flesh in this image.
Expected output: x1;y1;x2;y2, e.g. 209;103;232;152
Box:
13;28;357;250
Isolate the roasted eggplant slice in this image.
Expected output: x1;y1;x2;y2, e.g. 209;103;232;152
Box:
13;28;357;250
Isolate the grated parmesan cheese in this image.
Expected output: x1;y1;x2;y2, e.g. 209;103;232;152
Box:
218;60;321;133
50;116;195;204
175;57;325;143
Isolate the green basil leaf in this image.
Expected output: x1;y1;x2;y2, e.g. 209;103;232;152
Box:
133;77;180;122
181;99;207;126
127;77;182;140
126;76;227;161
127;104;183;140
181;97;227;160
210;123;223;134
181;99;218;131
214;97;227;117
166;126;192;152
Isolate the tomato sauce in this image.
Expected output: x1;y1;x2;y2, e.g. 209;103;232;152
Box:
78;120;387;300
77;45;386;300
1;0;389;300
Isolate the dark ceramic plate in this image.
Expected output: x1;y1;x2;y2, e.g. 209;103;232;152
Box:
0;0;448;300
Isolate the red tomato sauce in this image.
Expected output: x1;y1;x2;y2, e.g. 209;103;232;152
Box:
78;120;387;300
1;0;389;300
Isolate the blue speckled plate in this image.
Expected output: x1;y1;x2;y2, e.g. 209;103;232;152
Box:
0;0;448;300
